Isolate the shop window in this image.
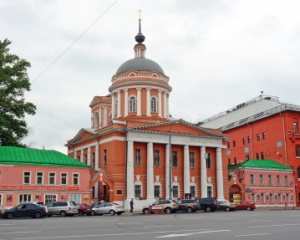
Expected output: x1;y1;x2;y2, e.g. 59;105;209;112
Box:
135;149;141;166
135;185;141;198
45;194;56;204
173;152;178;167
23;172;31;184
19;194;31;203
154;186;160;198
189;152;195;168
154;150;160;167
69;194;80;204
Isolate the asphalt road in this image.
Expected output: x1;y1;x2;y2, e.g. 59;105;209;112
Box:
1;210;300;240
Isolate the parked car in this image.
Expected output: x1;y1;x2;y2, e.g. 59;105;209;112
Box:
216;200;236;211
78;204;93;216
33;202;48;213
235;201;256;211
92;202;125;216
176;199;200;213
1;202;47;219
0;206;7;218
194;197;218;212
142;199;179;214
46;201;79;217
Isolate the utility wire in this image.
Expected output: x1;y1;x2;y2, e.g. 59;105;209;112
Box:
32;0;120;84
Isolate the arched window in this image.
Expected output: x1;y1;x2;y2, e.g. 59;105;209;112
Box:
93;112;99;129
151;97;157;112
129;96;136;112
115;100;118;116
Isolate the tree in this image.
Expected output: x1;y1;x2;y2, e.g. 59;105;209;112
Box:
0;39;36;147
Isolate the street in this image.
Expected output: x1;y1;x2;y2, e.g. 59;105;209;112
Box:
1;210;300;240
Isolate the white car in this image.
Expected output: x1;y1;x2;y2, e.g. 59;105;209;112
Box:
92;202;125;216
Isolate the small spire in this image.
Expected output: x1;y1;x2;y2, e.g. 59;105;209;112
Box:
135;9;145;44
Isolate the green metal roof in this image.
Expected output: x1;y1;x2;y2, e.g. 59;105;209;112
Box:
0;146;89;168
228;159;292;170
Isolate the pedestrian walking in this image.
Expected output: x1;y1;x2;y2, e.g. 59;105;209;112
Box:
130;198;134;212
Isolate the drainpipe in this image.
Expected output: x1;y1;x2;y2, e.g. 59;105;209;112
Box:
280;112;288;164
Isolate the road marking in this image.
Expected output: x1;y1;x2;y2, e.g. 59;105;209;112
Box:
249;223;300;228
4;231;41;235
145;225;174;228
235;233;271;237
0;227;28;230
155;230;231;238
15;229;229;239
248;219;271;222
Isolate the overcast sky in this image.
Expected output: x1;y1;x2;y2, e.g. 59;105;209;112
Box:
1;0;300;153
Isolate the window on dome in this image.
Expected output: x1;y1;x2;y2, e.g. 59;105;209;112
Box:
129;96;136;112
115;100;118;116
93;112;99;129
151;97;157;113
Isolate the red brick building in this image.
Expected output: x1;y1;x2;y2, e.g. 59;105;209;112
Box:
200;93;300;206
66;17;228;210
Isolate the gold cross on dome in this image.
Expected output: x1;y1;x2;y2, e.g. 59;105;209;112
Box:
138;9;142;20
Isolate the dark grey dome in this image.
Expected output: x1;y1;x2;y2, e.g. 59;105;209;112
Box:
116;58;165;75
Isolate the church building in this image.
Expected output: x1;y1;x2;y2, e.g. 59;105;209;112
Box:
66;16;228;210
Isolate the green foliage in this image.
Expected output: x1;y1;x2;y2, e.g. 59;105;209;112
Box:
0;39;36;147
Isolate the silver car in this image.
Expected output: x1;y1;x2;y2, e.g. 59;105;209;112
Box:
92;202;125;216
47;201;79;217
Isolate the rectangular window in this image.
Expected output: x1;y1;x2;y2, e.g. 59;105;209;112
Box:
268;175;272;185
61;173;67;185
285;176;288;186
294;122;298;132
257;134;261;141
154;150;160;167
73;173;79;186
277;175;281;185
234;157;237;165
19;194;31;203
261;152;264;159
92;152;95;168
248;136;251;143
298;168;300;178
233;141;236;147
49;172;55;185
154;186;160;198
45;194;56;204
227;142;230;148
277;140;283;148
296;145;300;157
84;154;87;164
256;153;259;159
103;149;107;167
36;172;43;185
260;174;264;185
246;154;250;160
207;186;212;198
172;151;178;167
134;185;141;198
190;186;196;198
70;194;80;204
135;149;141;166
228;158;231;165
23;172;30;184
262;132;266;140
250;174;255;184
206;153;211;169
189;152;195;168
173;186;178;198
242;138;246;145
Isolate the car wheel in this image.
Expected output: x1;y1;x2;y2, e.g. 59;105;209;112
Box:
225;207;230;212
165;208;172;214
34;211;42;218
205;207;212;212
60;211;66;217
6;213;13;219
47;214;52;217
143;208;150;214
109;210;115;216
91;211;96;216
246;207;251;211
79;212;84;216
186;207;193;213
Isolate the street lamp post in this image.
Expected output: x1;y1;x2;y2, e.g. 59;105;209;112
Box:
169;131;172;200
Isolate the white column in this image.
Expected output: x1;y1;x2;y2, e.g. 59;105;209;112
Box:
163;92;167;118
103;107;108;127
117;91;121;118
216;147;225;200
146;88;151;116
127;140;134;199
80;149;84;163
166;93;169;119
124;89;128;117
147;142;154;199
184;145;190;196
165;144;170;200
158;90;162;117
201;146;207;198
87;147;91;166
95;144;99;170
137;88;141;116
94;182;99;199
99;107;102;128
111;93;115;119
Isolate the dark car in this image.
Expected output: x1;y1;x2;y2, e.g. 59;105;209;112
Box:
78;204;93;216
0;206;6;218
195;197;218;212
1;202;47;219
176;199;200;213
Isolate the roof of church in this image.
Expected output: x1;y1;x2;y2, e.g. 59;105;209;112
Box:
228;159;292;170
0;146;89;168
116;57;165;75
